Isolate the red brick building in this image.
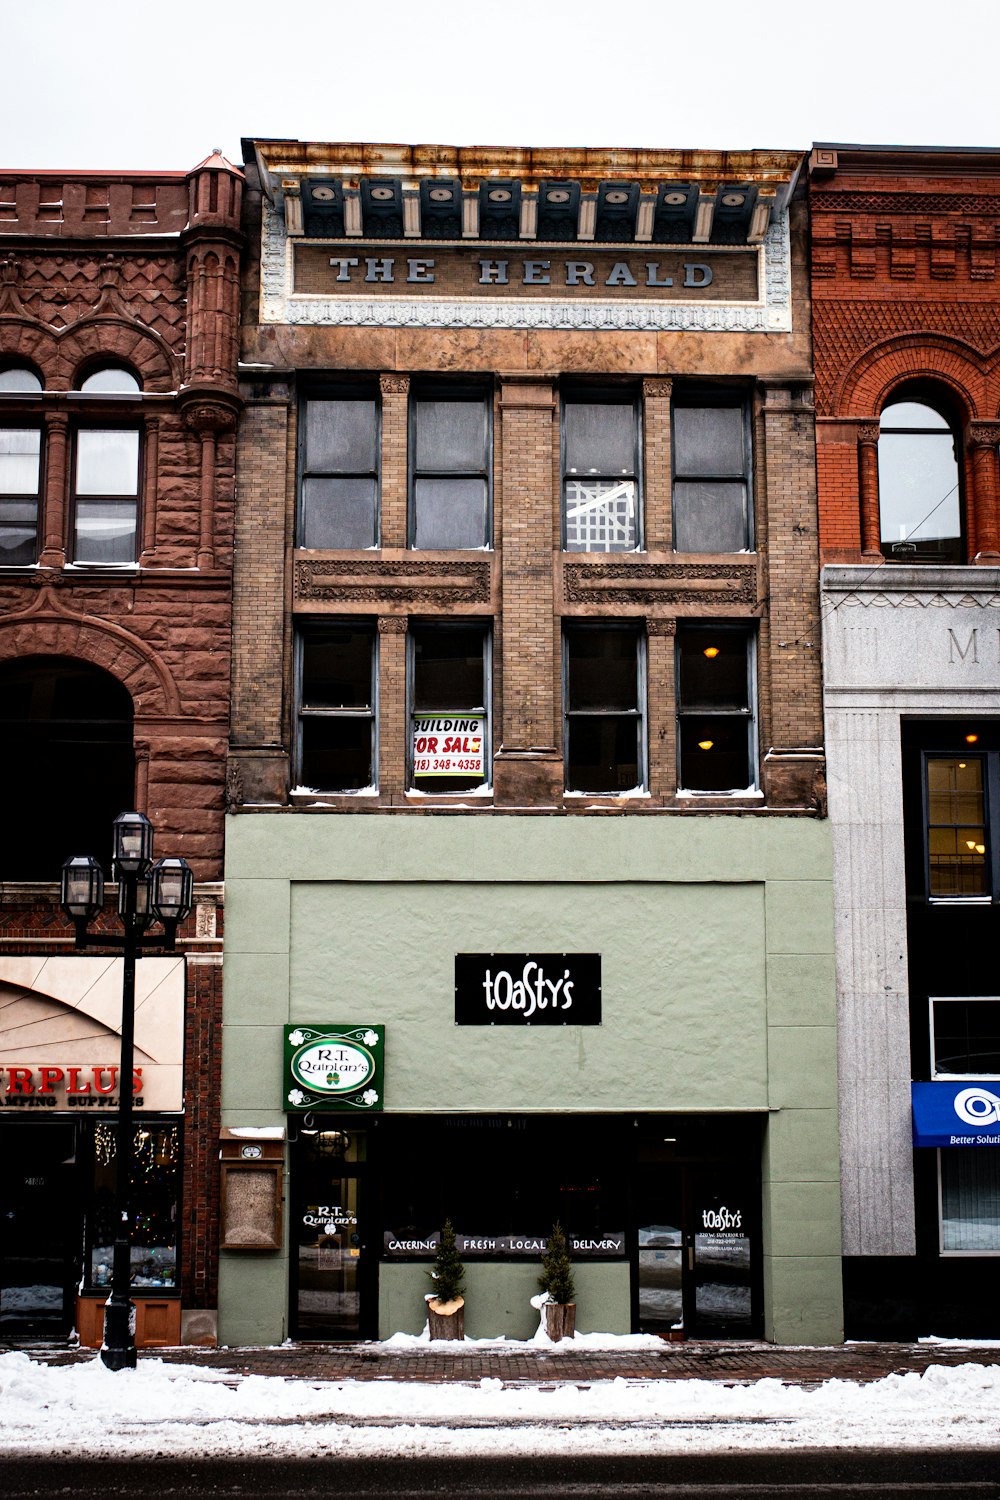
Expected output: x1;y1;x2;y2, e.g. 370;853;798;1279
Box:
0;154;242;1346
809;146;1000;1337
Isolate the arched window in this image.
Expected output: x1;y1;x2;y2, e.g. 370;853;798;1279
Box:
78;366;141;395
0;657;135;879
71;368;142;563
0;367;43;393
878;396;963;563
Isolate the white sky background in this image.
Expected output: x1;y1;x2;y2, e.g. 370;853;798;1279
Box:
2;0;999;172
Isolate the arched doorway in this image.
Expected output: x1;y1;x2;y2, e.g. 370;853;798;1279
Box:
0;657;135;879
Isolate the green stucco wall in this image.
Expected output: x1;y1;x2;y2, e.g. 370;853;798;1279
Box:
218;812;841;1346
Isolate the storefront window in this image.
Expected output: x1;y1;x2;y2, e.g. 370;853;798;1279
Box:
940;1148;1000;1254
86;1121;181;1289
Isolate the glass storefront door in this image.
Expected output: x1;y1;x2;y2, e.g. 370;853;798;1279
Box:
291;1127;369;1340
0;1121;79;1335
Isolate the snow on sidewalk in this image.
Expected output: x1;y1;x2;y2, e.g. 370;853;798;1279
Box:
2;1351;1000;1458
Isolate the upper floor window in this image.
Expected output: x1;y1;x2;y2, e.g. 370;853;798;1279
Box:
295;623;377;793
878;398;962;563
299;392;380;549
409;387;491;549
673;393;751;553
409;623;490;792
931;997;1000;1078
563;624;645;794
923;743;1000;900
562;392;640;552
72;428;140;564
0;367;42;393
78;367;141;395
676;625;756;793
0;427;41;565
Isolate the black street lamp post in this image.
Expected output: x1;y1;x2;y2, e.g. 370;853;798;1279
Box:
60;812;193;1372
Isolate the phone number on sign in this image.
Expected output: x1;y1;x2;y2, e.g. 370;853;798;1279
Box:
414;758;482;773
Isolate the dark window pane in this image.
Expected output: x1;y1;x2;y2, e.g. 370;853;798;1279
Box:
674;481;747;552
564;402;635;474
0;500;37;564
414;400;487;472
0;429;40;493
679;716;750;791
414;628;484;711
565;478;637;551
73;500;136;563
301;477;376;549
674;406;745;476
878;430;960;552
413;477;487;549
305;399;377;473
0;657;134;878
300;717;373;791
928;826;988;897
75;430;139;496
678;633;749;710
302;629;372;709
566;717;639;792
934;1001;1000;1076
567;629;638;712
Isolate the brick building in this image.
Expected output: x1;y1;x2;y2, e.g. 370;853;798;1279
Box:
221;139;841;1345
809;145;1000;1335
0;154;242;1346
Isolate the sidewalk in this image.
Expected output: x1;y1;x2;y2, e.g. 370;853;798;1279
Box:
24;1338;1000;1385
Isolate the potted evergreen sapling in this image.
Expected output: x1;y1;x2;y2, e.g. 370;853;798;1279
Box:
538;1221;576;1340
426;1217;466;1340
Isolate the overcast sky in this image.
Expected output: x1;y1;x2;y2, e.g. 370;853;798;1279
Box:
3;0;998;172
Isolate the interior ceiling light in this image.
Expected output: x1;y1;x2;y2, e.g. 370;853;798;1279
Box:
959;761;967;769
698;739;714;751
966;733;980;744
703;646;720;659
976;844;986;855
967;840;978;851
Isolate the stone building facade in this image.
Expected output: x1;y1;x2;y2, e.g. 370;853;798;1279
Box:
809;145;1000;1334
0;155;242;1345
222;140;841;1345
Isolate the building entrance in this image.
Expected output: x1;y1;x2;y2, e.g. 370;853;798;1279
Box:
635;1124;761;1339
290;1126;372;1340
0;1120;79;1336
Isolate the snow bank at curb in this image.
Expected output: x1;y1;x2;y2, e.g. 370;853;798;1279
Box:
1;1352;999;1459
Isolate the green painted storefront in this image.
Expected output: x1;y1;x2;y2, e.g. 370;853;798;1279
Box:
219;813;842;1345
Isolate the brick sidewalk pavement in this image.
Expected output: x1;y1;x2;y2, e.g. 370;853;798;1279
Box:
17;1340;1000;1385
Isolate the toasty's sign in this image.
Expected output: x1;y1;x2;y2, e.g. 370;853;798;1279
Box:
294;244;758;303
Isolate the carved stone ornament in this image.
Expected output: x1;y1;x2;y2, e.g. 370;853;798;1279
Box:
378;615;408;633
295;557;491;606
183;402;237;435
225;759;244;814
564;561;756;607
645;617;678;636
379;374;410;395
642;378;673;400
966;422;1000;451
856;421;881;446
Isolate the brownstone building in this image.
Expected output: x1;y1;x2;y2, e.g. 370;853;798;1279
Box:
810;146;1000;1335
221;141;842;1346
0;154;242;1345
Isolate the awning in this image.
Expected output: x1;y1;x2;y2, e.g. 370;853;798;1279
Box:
911;1081;1000;1148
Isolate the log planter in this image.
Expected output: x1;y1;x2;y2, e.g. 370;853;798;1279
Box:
427;1295;465;1340
543;1301;576;1341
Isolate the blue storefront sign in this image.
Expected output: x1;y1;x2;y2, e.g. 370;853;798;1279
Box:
911;1081;1000;1148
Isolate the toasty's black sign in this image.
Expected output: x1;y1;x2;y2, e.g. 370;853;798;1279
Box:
455;953;601;1025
